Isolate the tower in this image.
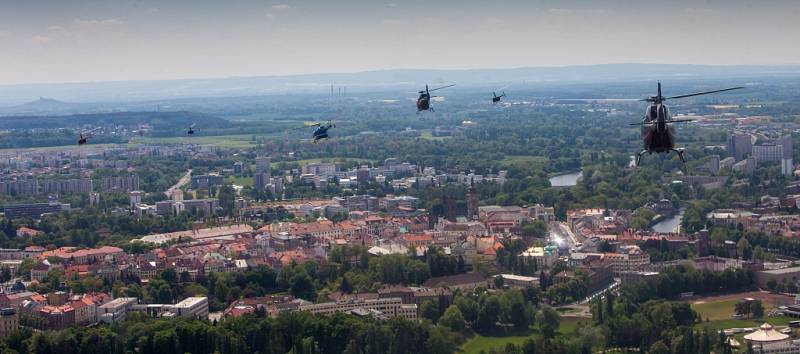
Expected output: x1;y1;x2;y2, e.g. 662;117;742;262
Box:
467;178;478;220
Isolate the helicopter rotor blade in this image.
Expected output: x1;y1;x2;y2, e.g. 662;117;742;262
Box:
667;119;695;123
629;122;657;126
665;86;744;100
427;84;455;92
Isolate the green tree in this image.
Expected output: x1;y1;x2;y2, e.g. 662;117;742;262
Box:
421;300;441;323
439;305;466;332
454;296;479;325
536;305;560;339
476;296;501;332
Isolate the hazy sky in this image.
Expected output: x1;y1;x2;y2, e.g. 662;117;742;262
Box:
1;0;799;85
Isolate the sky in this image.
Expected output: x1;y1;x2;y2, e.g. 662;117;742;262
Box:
1;0;799;85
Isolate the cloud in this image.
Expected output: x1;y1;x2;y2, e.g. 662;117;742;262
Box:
547;8;573;15
31;35;53;44
684;7;713;13
72;19;125;28
381;19;404;25
0;30;11;39
484;17;505;25
148;7;160;13
264;12;275;20
271;4;290;11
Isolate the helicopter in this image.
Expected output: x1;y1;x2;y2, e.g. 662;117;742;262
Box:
492;91;506;104
416;84;454;113
187;123;196;136
632;82;744;167
77;127;100;145
292;121;336;142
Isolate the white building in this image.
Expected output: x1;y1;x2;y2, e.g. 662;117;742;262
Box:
168;297;209;319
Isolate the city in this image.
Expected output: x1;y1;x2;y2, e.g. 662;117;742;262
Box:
2;1;800;354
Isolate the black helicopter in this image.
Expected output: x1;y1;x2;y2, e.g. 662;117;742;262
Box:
187;123;196;136
632;82;744;166
416;84;454;112
492;91;506;104
77;127;100;145
307;121;335;142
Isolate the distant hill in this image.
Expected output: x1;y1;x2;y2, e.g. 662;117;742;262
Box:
1;63;799;106
0;111;230;130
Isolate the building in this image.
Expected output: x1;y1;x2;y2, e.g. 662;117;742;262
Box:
757;267;800;289
99;175;140;193
299;297;417;321
129;191;143;208
3;203;65;219
727;133;752;162
98;297;137;323
38;305;75;330
520;245;559;269
492;274;539;289
182;198;219;216
743;323;795;353
603;245;651;276
753;144;784;163
467;179;478;220
168;297;208;319
255;156;271;175
0;308;18;338
422;273;487;291
191;174;224;190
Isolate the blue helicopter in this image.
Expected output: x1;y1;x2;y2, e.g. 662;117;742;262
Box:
294;121;336;142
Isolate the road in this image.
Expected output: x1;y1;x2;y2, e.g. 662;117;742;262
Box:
548;221;579;250
165;169;192;197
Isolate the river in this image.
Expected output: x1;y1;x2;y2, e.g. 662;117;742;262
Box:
651;209;685;233
549;171;582;187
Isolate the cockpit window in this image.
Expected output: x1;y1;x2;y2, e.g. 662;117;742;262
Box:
649;106;657;120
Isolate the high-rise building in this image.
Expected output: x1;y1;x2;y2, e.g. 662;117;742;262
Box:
727;133;752;162
255;157;271;176
129;191;143;208
753;144;784;163
254;173;269;190
467;178;478;220
3;203;65;219
233;161;244;175
0;308;19;338
89;192;100;207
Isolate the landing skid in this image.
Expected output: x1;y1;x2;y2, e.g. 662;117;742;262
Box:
634;148;687;172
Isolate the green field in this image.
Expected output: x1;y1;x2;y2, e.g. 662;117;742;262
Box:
500;155;549;164
420;131;451;141
280;157;373;165
692;298;793;330
461;317;588;354
129;134;258;148
225;176;254;187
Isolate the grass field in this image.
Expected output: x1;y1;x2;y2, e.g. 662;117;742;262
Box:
281;157;373;165
460;316;589;354
500;155;549;165
691;294;794;330
420;131;451;141
128;134;258;148
225;176;254;187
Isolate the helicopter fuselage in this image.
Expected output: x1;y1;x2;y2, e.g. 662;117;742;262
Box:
640;103;676;154
313;125;331;141
417;94;430;111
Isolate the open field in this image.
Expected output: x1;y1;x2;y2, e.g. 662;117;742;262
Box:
278;157;373;165
225;176;254;187
500;155;549;165
129;134;257;148
691;291;796;330
420;131;451;141
461;316;589;354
